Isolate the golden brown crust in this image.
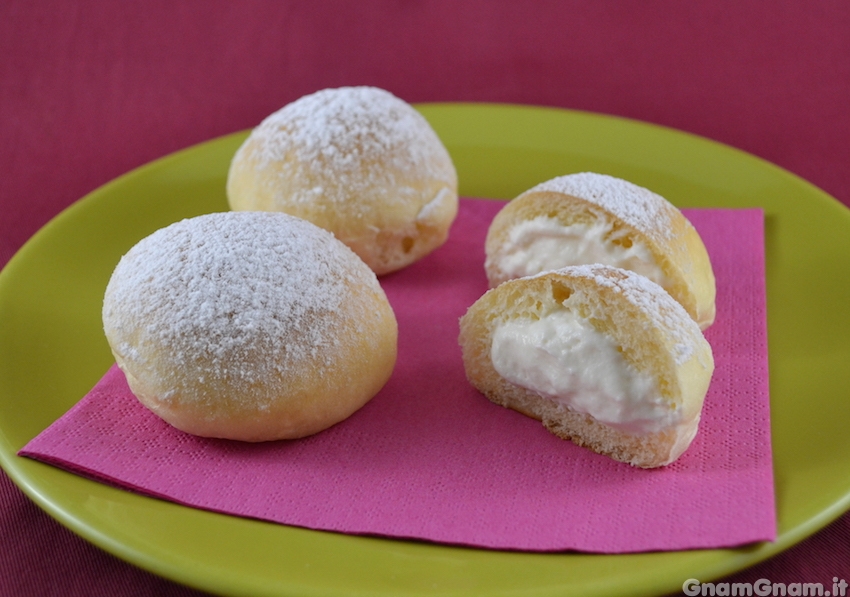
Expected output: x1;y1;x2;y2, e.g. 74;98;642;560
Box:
119;290;398;442
458;265;714;468
226;86;458;275
484;173;716;329
103;211;398;442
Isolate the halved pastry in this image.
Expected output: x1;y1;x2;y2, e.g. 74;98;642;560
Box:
458;264;714;468
484;172;716;329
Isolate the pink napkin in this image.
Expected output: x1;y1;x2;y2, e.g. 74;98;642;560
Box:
20;198;774;553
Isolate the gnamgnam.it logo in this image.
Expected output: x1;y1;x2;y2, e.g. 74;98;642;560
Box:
682;577;848;596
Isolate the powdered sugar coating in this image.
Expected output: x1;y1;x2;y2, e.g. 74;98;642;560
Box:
102;211;380;408
558;264;705;367
246;86;455;212
227;86;459;275
525;173;679;243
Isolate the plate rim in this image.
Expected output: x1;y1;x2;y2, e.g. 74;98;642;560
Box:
2;101;850;596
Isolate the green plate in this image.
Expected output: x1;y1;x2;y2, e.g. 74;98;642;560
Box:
2;103;850;597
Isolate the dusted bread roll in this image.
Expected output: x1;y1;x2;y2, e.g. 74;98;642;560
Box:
102;211;398;442
485;172;716;329
458;264;714;468
226;86;459;276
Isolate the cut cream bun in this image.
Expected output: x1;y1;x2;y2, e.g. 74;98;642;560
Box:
102;211;398;442
485;172;716;329
458;264;714;468
226;86;458;276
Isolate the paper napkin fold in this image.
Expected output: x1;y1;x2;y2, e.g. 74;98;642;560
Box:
21;198;774;553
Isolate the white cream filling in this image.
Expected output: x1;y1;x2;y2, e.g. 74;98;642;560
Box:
490;217;667;287
490;309;678;434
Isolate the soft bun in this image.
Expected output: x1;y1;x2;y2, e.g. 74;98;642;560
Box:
102;211;398;442
485;172;716;329
226;86;459;275
458;264;714;468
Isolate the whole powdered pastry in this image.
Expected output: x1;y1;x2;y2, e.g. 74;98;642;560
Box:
458;264;714;468
226;86;459;275
102;211;398;442
485;172;716;330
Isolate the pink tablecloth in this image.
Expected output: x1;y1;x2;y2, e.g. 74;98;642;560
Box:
19;203;774;555
2;2;849;596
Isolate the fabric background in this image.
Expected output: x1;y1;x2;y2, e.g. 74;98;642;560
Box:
2;1;849;595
